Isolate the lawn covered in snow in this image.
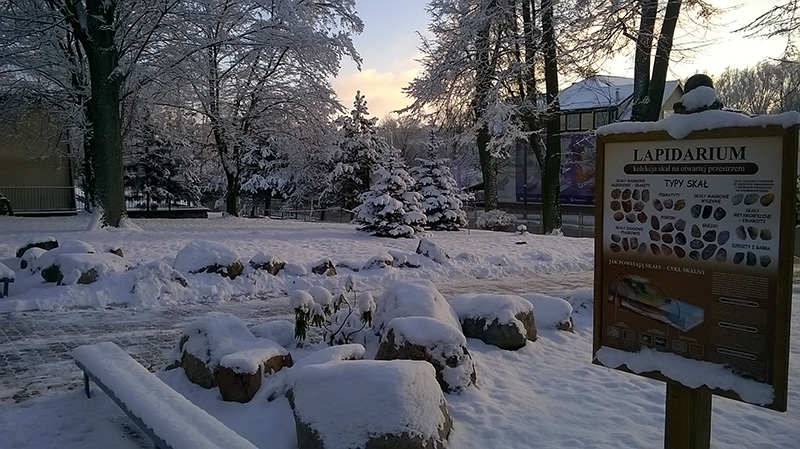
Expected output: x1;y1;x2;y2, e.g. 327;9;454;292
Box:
0;213;798;448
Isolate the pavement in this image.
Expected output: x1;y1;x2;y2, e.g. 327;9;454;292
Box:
1;270;594;403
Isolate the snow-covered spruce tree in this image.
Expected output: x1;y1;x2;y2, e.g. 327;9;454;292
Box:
354;148;426;238
124;121;201;211
412;136;468;231
324;91;389;210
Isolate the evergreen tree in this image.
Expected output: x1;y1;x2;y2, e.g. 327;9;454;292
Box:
124;123;200;211
325;91;390;210
412;136;468;231
354;149;426;238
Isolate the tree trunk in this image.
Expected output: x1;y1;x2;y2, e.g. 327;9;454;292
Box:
474;0;498;212
541;0;561;233
632;0;658;122
82;0;126;227
645;0;682;121
521;0;540;216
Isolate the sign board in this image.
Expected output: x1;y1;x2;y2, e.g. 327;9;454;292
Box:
593;124;797;412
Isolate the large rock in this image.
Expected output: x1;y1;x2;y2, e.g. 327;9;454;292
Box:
218;347;293;403
521;293;574;332
249;252;286;275
16;237;58;258
415;239;449;263
173;241;244;279
375;316;476;393
171;312;292;402
29;240;95;274
373;280;461;335
311;258;336;276
450;293;537;350
287;360;452;449
40;253;131;285
20;247;47;269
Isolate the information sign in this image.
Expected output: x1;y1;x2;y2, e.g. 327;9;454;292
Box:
593;125;797;412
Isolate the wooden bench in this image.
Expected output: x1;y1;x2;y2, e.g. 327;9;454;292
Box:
0;261;13;298
73;342;258;449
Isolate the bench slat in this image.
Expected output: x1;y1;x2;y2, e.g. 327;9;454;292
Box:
73;342;257;449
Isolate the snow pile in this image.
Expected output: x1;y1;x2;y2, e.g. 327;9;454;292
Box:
374;280;461;332
20;247;46;268
53;253;132;285
128;260;189;307
519;293;574;329
173;241;241;274
286;360;449;448
29;240;95;273
449;293;533;326
679;85;718;112
595;346;775;405
178;312;284;370
386;316;466;347
249;320;296;348
291;344;366;370
598;110;800;140
220;343;285;375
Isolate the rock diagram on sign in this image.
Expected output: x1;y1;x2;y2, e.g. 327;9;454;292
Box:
609;188;775;267
608;274;705;332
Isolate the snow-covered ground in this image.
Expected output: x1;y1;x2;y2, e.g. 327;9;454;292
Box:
0;213;797;448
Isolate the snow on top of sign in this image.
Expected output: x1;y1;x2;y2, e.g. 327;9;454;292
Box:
0;261;14;280
679;86;717;112
595;346;774;406
597;110;800;139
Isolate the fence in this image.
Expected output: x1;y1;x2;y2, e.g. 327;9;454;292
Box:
265;201;595;237
0;186;77;214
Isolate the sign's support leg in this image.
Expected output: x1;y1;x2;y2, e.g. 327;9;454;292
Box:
664;382;712;449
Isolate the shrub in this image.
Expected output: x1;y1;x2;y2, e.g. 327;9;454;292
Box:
476;209;515;231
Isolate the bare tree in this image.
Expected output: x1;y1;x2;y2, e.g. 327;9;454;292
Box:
715;60;800;114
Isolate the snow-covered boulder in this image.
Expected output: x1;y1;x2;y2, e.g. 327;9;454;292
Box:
249;252;286;275
250;320;296;348
173;241;244;279
29;239;95;274
41;253;132;285
15;236;58;258
286;360;452;449
170;312;292;402
362;253;393;270
311;258;336;276
292;344;366;370
521;293;574;332
19;247;46;269
373;280;461;334
375;316;476;393
128;260;188;305
283;263;308;277
416;238;449;263
450;293;537;350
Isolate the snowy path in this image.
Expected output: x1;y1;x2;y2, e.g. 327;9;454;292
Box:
0;270;593;403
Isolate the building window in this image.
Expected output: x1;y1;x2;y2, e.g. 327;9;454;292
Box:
580;112;593;130
595;110;609;128
560;115;566;131
566;113;580;131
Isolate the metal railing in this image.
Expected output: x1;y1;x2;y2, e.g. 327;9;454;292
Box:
0;186;77;214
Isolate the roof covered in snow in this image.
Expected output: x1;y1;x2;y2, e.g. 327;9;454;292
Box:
558;75;681;116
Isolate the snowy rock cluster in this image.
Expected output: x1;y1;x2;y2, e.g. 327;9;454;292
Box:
167;312;292;403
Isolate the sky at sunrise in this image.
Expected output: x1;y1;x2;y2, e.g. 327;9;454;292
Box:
332;0;790;120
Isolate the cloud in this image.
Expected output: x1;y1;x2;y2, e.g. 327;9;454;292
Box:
333;68;420;121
